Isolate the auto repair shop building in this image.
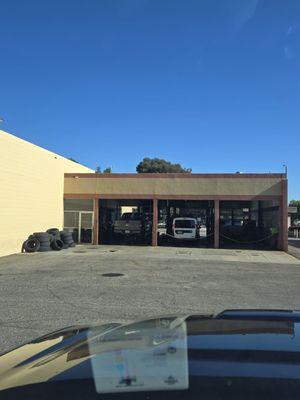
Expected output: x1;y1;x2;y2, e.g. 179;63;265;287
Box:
64;172;288;251
0;130;288;256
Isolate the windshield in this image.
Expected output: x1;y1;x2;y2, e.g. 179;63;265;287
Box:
174;219;196;228
121;213;140;220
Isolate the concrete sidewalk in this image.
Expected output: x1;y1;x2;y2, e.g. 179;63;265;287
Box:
18;245;298;264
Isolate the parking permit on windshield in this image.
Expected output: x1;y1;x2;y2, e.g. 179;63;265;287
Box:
88;318;189;393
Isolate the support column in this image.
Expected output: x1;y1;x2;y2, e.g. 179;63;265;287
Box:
214;199;220;249
152;198;158;247
280;179;288;251
93;198;99;245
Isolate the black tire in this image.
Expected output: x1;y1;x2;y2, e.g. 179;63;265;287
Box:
37;242;51;247
40;242;50;250
22;238;40;253
47;228;60;235
38;247;50;252
68;242;76;247
40;242;50;249
60;230;70;236
39;235;50;238
60;232;73;238
38;238;51;243
33;232;49;237
60;235;74;244
62;243;69;249
50;239;64;251
33;233;50;242
61;235;73;241
50;233;61;242
39;243;51;248
63;238;74;243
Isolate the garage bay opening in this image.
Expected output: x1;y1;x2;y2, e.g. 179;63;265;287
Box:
157;200;214;248
64;197;282;250
219;200;279;250
100;199;153;245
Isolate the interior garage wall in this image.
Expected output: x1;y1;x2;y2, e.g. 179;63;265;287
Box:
0;130;93;257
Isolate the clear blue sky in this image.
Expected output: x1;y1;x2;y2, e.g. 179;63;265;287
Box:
1;0;299;198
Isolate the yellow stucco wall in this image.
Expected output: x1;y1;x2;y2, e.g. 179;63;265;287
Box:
0;130;93;257
64;176;283;197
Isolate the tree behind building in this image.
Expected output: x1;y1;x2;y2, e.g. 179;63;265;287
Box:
136;157;192;173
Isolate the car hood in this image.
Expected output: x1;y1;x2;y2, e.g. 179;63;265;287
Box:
1;310;300;399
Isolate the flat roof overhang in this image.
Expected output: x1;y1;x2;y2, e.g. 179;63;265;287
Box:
64;173;286;201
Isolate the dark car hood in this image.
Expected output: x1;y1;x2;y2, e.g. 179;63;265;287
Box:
1;310;300;399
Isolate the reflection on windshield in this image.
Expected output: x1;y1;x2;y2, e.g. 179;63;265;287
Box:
88;316;189;394
2;316;300;396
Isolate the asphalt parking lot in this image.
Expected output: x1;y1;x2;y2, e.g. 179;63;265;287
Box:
0;245;300;354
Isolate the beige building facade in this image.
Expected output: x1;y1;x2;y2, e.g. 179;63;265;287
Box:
0;130;288;256
0;130;93;257
64;173;288;251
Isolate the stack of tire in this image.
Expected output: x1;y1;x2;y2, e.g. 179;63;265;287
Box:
59;231;76;248
34;232;52;252
22;228;76;253
47;229;65;251
22;232;51;253
22;236;41;253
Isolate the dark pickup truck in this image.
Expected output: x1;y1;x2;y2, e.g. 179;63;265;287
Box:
113;212;151;237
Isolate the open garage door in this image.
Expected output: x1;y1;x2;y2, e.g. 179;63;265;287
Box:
157;200;214;248
99;199;153;245
219;200;279;250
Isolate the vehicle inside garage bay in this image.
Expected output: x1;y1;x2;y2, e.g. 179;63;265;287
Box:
98;199;214;247
220;200;280;249
99;199;153;245
157;200;214;247
63;173;287;251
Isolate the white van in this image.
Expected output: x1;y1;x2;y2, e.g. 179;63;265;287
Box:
172;217;198;240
